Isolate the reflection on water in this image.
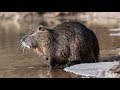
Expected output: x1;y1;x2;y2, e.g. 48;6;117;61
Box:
0;19;120;78
0;28;80;78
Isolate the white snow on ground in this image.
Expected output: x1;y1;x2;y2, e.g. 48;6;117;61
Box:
64;61;120;78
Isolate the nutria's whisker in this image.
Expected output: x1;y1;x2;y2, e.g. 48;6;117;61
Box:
24;47;26;54
22;46;26;54
28;48;31;53
17;40;22;45
17;43;22;52
25;47;31;54
25;47;28;54
17;40;21;43
16;41;21;46
16;40;22;46
17;40;22;43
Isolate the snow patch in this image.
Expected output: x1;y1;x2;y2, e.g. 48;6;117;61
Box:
64;61;120;78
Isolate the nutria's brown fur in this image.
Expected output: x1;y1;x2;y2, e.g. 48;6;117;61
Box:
21;22;99;69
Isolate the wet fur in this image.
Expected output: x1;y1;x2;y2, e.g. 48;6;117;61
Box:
21;22;99;69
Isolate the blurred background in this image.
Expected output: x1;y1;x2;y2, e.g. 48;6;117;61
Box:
0;12;120;78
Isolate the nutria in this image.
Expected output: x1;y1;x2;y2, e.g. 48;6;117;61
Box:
21;22;99;69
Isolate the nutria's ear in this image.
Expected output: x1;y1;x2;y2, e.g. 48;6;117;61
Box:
38;25;45;31
38;25;54;32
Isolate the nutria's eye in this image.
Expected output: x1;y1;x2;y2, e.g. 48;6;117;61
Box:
38;25;45;31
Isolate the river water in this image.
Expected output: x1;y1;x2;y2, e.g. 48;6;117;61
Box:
0;19;120;78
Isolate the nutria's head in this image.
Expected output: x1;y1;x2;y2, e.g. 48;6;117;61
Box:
21;25;50;50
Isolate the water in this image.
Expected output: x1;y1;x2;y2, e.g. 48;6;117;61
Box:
0;19;120;78
0;28;80;78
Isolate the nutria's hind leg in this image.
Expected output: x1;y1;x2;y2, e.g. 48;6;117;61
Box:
47;62;52;69
49;59;70;69
47;58;64;69
52;60;69;69
45;57;55;69
48;59;56;69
